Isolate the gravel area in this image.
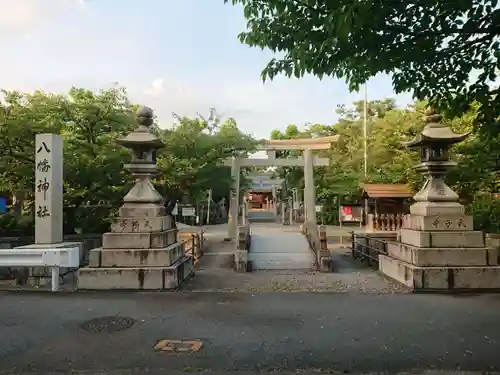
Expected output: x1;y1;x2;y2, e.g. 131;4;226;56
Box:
182;268;409;293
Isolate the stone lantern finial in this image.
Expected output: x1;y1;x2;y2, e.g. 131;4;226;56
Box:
403;109;470;216
136;105;154;127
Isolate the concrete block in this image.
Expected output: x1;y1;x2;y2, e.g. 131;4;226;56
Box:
379;255;500;290
111;216;172;233
400;229;484;248
386;241;498;266
102;229;177;249
77;256;193;290
402;214;473;232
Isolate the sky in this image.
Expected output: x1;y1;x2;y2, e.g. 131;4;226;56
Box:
0;0;413;139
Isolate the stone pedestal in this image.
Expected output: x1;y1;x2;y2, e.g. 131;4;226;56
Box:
77;207;192;290
379;109;500;291
77;106;193;290
379;213;500;291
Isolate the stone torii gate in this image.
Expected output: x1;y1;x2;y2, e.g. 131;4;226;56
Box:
224;135;339;240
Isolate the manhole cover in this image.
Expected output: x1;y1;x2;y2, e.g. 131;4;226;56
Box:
154;339;203;353
80;316;137;333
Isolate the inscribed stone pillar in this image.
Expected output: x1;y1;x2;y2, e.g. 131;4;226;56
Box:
227;157;240;240
35;134;63;244
303;148;316;225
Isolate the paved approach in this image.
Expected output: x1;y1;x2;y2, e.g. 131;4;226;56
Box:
2;291;500;374
248;223;314;270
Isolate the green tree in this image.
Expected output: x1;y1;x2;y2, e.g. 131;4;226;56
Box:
156;116;256;204
0;87;258;233
226;0;500;126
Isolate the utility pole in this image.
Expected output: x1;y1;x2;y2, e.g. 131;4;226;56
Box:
206;189;212;225
363;83;369;226
363;83;368;178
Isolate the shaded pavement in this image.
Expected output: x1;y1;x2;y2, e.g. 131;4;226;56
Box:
1;291;500;374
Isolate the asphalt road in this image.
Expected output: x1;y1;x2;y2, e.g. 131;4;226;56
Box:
1;291;500;374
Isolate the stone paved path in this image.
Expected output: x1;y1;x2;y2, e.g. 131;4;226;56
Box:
248;223;313;270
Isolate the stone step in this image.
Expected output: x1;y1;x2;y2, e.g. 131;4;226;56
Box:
248;253;314;270
247;232;313;270
77;256;193;290
387;241;499;267
379;254;500;291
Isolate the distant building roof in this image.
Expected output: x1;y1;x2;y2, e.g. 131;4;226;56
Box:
361;184;414;199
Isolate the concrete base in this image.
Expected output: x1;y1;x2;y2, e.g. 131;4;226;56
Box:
379;255;500;291
387;241;499;267
77;255;193;290
88;243;184;268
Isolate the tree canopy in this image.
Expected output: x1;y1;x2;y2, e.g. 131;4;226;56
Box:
1;85;500;234
226;0;500;128
269;99;500;229
0;87;255;234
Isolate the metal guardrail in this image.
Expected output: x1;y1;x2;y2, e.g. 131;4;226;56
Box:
181;234;199;265
0;246;80;291
350;232;388;269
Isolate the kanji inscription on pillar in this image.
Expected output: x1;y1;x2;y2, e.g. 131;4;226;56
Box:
35;134;63;244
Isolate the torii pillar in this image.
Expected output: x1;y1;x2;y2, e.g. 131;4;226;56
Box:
303;148;315;226
226;156;240;241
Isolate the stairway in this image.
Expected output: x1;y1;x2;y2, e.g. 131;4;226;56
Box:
248;211;277;223
248;229;314;270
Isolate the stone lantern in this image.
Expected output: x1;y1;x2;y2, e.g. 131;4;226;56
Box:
402;108;470;216
377;108;500;292
78;106;193;290
116;106;164;206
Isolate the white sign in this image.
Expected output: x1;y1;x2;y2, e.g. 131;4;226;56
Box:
182;207;196;217
171;203;178;216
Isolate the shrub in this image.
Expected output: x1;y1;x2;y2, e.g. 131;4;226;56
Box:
468;194;500;234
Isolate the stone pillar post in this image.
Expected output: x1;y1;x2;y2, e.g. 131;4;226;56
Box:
227;157;240;241
35;134;63;244
303;148;316;225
